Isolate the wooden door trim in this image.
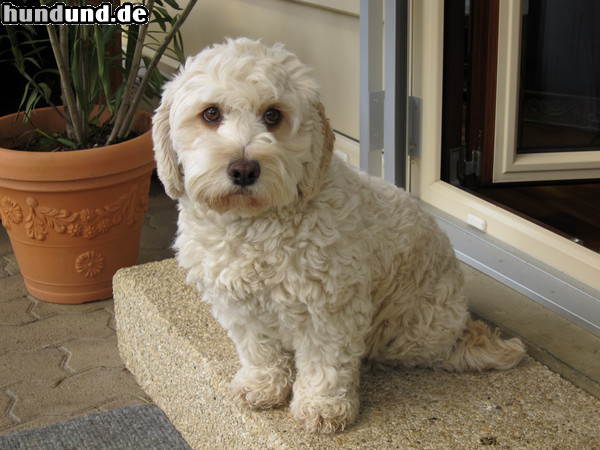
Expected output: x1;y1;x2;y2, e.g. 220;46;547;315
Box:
468;0;500;186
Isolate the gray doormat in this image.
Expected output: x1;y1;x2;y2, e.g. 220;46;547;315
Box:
0;405;191;449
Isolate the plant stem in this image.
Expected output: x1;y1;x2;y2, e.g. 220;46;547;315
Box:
46;23;84;144
113;0;198;142
80;28;89;136
106;0;154;145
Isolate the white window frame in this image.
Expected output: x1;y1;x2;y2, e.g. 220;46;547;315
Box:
493;0;600;183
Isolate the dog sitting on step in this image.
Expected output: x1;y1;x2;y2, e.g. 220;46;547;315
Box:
152;38;526;433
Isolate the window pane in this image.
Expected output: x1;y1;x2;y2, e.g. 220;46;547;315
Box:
517;0;600;153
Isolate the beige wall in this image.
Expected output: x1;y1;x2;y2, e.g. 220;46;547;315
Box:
172;0;360;140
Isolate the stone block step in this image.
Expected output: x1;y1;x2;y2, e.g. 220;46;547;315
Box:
113;259;599;449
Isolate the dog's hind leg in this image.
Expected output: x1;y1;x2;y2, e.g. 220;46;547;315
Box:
434;316;526;372
365;277;526;372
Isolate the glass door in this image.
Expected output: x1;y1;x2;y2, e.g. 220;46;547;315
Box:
410;0;600;324
442;0;600;185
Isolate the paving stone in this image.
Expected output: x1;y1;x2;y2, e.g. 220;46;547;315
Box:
0;390;16;431
0;229;13;257
2;395;152;434
141;185;178;254
104;302;117;331
0;259;8;278
97;394;152;412
139;228;177;253
28;298;110;321
0;275;27;302
0;347;68;389
61;336;124;373
146;204;178;227
0;297;35;326
1;254;20;276
141;215;178;251
137;248;176;265
7;367;146;425
148;188;177;210
0;309;114;355
1;412;73;434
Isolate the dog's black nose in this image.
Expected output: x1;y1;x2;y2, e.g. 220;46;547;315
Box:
227;159;261;187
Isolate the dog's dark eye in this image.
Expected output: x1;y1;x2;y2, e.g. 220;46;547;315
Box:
263;108;281;127
201;106;221;124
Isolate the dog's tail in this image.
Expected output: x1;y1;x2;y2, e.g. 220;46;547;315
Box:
438;317;526;372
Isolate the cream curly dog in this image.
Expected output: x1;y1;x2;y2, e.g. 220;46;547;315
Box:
153;38;526;433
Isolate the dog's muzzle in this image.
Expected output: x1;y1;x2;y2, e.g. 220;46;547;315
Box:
227;159;261;187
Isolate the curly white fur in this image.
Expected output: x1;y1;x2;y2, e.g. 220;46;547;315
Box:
153;38;526;433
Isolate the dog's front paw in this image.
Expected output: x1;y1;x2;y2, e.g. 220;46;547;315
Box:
291;394;359;433
230;366;292;409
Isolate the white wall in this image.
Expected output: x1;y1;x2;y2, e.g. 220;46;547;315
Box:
170;0;360;140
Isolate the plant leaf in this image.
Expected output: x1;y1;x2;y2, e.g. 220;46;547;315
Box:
161;0;182;10
56;137;77;148
94;25;113;115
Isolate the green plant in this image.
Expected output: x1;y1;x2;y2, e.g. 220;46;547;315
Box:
1;0;197;149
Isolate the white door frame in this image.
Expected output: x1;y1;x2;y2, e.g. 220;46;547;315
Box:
359;0;600;336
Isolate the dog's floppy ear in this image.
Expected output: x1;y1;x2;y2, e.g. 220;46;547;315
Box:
298;102;335;201
152;85;184;199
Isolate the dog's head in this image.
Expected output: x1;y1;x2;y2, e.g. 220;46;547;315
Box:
152;38;334;216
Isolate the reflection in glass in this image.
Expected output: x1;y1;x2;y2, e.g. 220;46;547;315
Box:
517;0;600;153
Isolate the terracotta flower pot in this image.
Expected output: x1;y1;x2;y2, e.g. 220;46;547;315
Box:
0;107;156;304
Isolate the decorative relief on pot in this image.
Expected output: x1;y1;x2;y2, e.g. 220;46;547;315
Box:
75;251;105;278
0;181;149;241
0;197;23;230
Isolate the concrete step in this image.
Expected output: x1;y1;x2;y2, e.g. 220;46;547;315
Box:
114;259;599;449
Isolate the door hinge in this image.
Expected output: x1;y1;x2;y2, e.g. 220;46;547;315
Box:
450;146;481;185
368;90;385;151
408;96;422;158
453;128;484;184
464;147;481;177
